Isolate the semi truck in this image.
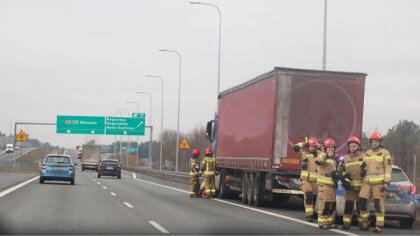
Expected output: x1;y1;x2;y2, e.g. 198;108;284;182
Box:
81;144;101;171
206;67;366;206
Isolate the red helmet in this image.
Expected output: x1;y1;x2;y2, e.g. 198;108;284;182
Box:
308;137;318;146
205;148;213;155
192;149;200;156
324;138;336;148
369;132;383;142
347;136;361;145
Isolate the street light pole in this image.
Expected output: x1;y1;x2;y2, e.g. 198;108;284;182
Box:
126;101;140;166
111;112;122;160
118;108;130;167
146;75;164;170
322;0;327;70
189;1;222;101
159;49;182;172
136;91;153;167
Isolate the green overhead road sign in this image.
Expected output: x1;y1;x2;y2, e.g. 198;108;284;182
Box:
132;112;146;118
57;116;105;134
105;116;145;136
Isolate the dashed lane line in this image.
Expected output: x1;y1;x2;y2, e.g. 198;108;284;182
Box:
110;192;117;196
123;202;134;208
149;221;169;234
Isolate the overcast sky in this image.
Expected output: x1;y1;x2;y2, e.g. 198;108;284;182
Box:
1;0;419;148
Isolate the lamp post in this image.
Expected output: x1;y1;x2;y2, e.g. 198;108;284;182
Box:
136;91;153;167
117;108;130;167
159;49;182;172
126;101;140;166
145;75;164;170
189;1;221;100
111;112;122;160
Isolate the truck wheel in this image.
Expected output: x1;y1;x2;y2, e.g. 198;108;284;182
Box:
247;173;255;206
399;219;414;228
241;172;248;204
218;172;229;199
253;174;263;207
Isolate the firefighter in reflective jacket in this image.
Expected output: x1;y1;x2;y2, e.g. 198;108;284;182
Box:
189;149;201;197
339;136;365;230
315;138;339;229
294;137;320;222
201;148;216;197
358;132;392;233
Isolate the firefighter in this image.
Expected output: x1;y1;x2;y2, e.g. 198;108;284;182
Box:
201;148;216;197
339;136;364;230
358;132;392;233
293;137;320;222
189;149;201;197
315;138;340;229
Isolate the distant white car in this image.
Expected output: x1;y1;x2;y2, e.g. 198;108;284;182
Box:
6;144;13;153
15;145;20;150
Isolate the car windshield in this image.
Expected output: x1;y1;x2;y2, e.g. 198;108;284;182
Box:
45;156;71;164
391;168;409;182
103;161;118;166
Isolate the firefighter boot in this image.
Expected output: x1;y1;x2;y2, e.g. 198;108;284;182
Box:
341;225;351;230
373;226;382;233
306;215;313;222
360;221;370;231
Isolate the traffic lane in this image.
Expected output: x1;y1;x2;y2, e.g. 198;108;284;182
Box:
119;171;420;235
0;148;35;161
0;169;161;235
0;172;37;190
94;171;345;235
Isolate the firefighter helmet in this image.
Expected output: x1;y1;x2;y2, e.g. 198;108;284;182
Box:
347;136;361;146
369;132;383;142
324;138;336;147
205;148;213;155
192;149;200;156
308;137;318;146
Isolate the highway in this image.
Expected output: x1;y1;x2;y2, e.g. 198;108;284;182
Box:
0;148;35;161
0;151;418;235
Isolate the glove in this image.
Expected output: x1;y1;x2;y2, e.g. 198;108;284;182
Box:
340;163;347;172
301;163;308;170
342;173;352;190
360;162;367;178
293;145;300;153
315;160;324;166
383;183;390;189
331;171;339;180
312;151;318;158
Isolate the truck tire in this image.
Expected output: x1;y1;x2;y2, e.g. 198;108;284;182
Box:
247;173;255;206
399;219;414;228
253;174;263;207
218;171;229;199
241;172;248;204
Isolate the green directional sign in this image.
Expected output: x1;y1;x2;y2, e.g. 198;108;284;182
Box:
57;116;105;134
132;112;145;118
105;116;145;136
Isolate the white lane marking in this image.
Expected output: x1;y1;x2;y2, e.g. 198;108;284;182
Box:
93;179;96;182
0;176;39;198
110;192;117;196
97;182;101;185
123;202;134;208
102;186;107;189
212;199;358;236
149;221;169;234
132;172;136;179
128;172;356;236
121;174;131;178
133;177;189;194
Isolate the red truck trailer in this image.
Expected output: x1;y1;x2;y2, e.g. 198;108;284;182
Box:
206;67;366;206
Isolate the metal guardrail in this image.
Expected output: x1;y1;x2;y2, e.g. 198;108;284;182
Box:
122;165;194;185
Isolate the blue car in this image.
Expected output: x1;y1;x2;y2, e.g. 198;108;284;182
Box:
39;154;77;185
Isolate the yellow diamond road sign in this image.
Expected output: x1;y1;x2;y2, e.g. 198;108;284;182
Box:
16;130;28;141
179;138;190;149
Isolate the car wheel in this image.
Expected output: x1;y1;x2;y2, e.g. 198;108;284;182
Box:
118;174;121;179
82;167;84;171
241;172;248;204
98;174;101;178
70;179;75;185
39;178;44;184
399;219;414;228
